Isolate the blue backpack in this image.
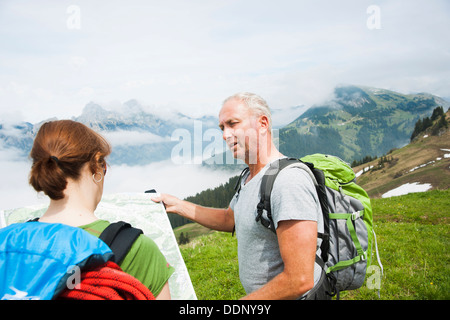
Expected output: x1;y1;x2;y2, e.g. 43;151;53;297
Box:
0;221;148;300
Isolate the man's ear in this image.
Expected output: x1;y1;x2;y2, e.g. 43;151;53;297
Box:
259;115;270;132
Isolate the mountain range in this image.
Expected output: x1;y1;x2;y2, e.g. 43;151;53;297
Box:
181;108;450;211
278;85;450;162
0;99;219;165
1;85;449;166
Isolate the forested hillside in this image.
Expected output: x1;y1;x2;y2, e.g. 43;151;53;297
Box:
278;85;449;162
180;108;449;228
168;175;241;228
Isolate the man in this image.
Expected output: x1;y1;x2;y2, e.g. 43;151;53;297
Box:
152;92;323;299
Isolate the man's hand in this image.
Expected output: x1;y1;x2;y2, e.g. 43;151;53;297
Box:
150;193;181;214
151;193;235;232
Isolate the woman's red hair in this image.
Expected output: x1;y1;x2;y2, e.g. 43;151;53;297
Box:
29;120;111;200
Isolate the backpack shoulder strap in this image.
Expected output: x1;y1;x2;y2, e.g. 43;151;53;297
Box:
258;158;331;262
256;157;320;232
234;166;250;194
99;221;143;264
231;166;250;237
257;158;300;232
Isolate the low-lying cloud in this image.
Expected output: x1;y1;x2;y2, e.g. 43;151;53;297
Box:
104;160;239;200
0;147;45;211
0;146;240;212
101;130;168;147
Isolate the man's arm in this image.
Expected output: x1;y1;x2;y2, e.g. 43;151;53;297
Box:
151;193;235;232
241;219;317;300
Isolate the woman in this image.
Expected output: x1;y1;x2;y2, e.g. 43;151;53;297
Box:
28;119;174;299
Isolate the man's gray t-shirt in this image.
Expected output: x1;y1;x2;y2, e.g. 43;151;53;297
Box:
229;158;324;296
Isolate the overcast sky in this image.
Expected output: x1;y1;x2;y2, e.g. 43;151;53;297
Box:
1;0;449;123
1;0;449;211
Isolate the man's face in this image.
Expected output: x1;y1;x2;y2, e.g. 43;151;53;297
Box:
218;99;260;163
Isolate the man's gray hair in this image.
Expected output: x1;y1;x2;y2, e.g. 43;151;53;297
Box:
223;92;272;130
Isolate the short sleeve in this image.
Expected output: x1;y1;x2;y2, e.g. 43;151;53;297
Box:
270;166;321;230
80;220;174;297
119;234;175;297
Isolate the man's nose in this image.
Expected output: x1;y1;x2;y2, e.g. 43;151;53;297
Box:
222;127;233;141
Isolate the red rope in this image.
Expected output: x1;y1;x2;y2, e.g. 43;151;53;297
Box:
58;261;155;300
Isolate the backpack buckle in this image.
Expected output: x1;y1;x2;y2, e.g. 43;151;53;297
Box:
256;202;265;222
361;251;368;261
351;211;363;220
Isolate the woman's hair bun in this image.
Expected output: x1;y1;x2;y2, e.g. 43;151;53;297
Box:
29;120;111;200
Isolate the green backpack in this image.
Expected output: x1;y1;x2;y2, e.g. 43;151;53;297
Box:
254;154;382;299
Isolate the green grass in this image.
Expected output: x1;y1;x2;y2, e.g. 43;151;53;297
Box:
372;189;449;225
180;232;245;300
173;222;215;243
179;189;450;300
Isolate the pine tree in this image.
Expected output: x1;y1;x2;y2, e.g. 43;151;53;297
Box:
411;118;423;141
432;114;448;136
431;106;444;121
179;232;185;245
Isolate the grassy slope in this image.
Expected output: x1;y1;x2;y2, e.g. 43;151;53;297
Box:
179;189;450;300
173;222;215;241
354;128;450;198
177;118;449;300
179;231;245;300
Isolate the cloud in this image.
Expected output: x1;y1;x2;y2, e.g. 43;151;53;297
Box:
102;130;168;146
1;0;449;120
0;124;26;140
0;150;47;211
0;146;240;211
1;0;449;213
103;160;240;200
